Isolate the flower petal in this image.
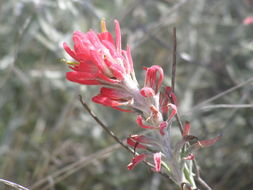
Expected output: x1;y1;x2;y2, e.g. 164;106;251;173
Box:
195;135;222;148
153;152;162;172
164;86;178;106
127;154;147;170
127;136;147;150
167;103;177;121
107;60;125;80
140;87;155;97
98;32;114;44
128;135;153;144
114;20;122;54
92;94;129;107
144;65;164;94
159;121;167;135
183;121;191;137
100;87;130;99
126;46;134;73
136;115;158;129
112;106;132;112
66;71;102;85
63;42;78;60
159;87;170;115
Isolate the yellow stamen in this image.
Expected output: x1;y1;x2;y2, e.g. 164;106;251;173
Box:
101;18;107;32
60;59;80;66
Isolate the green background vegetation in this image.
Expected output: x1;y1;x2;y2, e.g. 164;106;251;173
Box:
0;0;253;189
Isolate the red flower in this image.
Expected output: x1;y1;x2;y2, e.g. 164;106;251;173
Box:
64;19;136;86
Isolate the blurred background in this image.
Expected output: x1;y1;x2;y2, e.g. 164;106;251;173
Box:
0;0;253;189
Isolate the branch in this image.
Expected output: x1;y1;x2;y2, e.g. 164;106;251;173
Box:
192;77;253;112
170;27;184;134
169;28;212;190
0;179;29;190
200;104;253;110
171;27;177;92
193;159;212;190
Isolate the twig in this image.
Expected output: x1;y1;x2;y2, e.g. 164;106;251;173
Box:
170;28;212;190
192;159;212;190
171;27;177;92
200;104;253;110
174;112;184;135
192;77;253;111
0;179;30;190
170;27;183;134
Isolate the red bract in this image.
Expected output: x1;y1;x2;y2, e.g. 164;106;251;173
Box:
183;121;191;137
127;135;151;150
195;135;222;148
136;115;158;129
144;65;164;94
167;103;177;121
159;86;178;116
159;121;167;135
127;154;147;170
92;87;132;112
153;152;162;172
64;20;135;86
140;87;155;97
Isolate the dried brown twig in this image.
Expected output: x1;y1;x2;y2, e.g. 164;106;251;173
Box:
171;27;177;93
170;27;212;190
192;77;253;112
170;27;184;134
0;178;30;190
193;159;212;190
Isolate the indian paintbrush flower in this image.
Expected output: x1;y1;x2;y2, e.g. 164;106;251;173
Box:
63;19;220;188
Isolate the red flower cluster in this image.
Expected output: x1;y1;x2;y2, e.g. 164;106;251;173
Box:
64;19;140;112
63;19;220;178
64;19;134;85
